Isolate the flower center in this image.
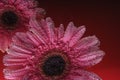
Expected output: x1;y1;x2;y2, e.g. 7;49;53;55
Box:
42;55;66;76
1;11;18;28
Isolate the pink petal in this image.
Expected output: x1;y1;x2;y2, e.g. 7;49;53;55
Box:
74;36;100;50
29;17;48;40
3;67;28;79
4;54;26;62
7;49;32;57
0;34;10;53
62;22;76;42
65;68;102;80
11;33;36;52
3;54;27;66
29;16;41;29
15;33;34;45
35;8;46;19
70;36;100;58
26;31;40;46
73;50;105;67
58;24;64;39
9;44;32;54
30;27;47;45
69;26;86;47
46;17;56;43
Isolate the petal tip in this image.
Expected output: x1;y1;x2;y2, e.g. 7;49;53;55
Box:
68;22;74;26
46;17;53;22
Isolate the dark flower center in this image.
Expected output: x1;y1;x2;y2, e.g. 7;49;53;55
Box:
1;11;18;28
42;55;66;76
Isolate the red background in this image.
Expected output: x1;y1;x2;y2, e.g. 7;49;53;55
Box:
0;0;120;80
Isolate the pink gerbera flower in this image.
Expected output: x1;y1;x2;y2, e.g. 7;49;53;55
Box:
3;17;105;80
0;0;45;52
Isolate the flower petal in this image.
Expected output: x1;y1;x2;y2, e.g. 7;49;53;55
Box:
3;67;28;80
30;17;48;41
0;34;10;53
62;22;76;42
26;31;40;46
73;50;105;67
70;36;100;58
11;32;36;52
74;36;100;50
58;24;64;39
69;26;86;47
30;27;47;45
3;54;27;66
65;68;102;80
7;49;32;58
46;17;56;43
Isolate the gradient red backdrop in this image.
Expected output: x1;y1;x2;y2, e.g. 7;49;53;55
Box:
0;0;120;80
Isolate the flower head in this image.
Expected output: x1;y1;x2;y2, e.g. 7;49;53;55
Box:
3;17;105;80
0;0;45;52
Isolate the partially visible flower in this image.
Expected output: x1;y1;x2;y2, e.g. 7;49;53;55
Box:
3;17;105;80
0;0;45;52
